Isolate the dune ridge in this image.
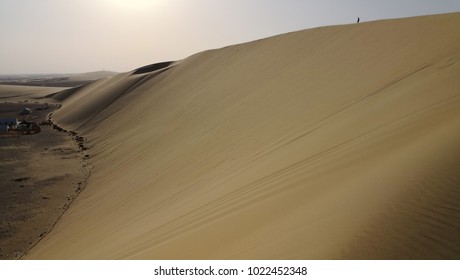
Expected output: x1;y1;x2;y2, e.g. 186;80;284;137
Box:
27;13;460;259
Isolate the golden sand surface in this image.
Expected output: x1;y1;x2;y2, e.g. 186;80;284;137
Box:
25;13;460;259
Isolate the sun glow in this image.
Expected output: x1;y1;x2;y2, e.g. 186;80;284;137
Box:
107;0;163;11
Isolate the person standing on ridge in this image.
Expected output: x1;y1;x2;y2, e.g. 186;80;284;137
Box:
357;17;360;23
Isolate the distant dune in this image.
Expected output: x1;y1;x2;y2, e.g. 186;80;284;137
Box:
27;12;460;259
0;85;67;99
67;70;118;81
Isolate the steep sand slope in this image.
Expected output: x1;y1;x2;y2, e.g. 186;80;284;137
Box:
28;13;460;259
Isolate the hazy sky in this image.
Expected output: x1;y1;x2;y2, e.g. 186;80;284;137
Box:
1;0;460;74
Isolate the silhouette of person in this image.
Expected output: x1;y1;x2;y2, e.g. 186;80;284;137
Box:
357;17;360;23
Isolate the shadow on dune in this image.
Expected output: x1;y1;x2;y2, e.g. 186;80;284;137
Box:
132;61;175;75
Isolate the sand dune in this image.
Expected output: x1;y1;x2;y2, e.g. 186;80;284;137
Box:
67;70;118;81
0;85;67;100
27;13;460;259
